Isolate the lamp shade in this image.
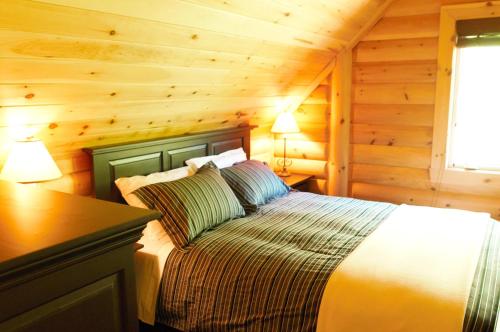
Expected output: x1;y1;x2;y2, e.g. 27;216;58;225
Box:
1;140;62;183
271;112;300;134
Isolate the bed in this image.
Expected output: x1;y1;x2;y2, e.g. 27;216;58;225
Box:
85;127;499;332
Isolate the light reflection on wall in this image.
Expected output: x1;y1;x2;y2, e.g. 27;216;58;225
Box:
1;108;46;163
6;106;40;133
251;96;302;166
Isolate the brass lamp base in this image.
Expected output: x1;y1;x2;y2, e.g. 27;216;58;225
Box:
276;136;292;177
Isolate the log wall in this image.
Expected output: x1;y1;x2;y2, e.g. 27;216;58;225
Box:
350;0;500;219
274;82;330;194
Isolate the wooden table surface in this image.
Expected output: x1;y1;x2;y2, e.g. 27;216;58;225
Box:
0;180;160;275
279;173;313;188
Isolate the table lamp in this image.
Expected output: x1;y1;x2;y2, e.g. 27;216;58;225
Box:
1;139;62;184
271;111;300;177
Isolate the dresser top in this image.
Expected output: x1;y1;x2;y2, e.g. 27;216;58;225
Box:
0;180;160;275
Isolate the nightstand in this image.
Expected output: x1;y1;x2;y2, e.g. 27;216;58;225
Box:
0;181;160;332
278;173;313;191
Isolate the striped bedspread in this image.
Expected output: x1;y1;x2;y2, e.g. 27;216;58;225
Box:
463;220;500;332
156;192;396;331
156;192;499;331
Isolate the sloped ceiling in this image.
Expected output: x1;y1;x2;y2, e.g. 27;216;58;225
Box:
0;0;387;192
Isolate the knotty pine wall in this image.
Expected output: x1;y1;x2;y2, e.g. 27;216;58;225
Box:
0;0;392;196
0;0;389;195
349;0;500;219
274;81;330;194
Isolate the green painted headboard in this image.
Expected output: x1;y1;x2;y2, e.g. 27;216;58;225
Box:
84;126;253;202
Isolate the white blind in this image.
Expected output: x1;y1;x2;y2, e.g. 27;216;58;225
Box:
449;46;500;171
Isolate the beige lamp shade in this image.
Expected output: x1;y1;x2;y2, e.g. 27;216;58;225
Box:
271;112;300;134
1;140;62;183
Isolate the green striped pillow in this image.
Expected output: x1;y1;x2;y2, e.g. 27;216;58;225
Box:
133;161;245;249
220;160;291;213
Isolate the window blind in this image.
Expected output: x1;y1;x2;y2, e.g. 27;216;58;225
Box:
456;17;500;47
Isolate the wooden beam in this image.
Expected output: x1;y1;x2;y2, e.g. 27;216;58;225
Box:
285;57;337;114
285;0;396;115
327;50;352;196
344;0;398;51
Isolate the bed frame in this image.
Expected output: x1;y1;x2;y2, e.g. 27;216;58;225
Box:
84;126;253;203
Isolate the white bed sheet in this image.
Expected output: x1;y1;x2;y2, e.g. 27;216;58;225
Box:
134;221;174;325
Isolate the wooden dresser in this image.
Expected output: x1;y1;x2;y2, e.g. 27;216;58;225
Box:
0;181;160;332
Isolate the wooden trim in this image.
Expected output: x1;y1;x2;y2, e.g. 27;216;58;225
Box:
345;0;398;50
328;50;352;196
286;58;337;115
430;2;500;191
430;7;455;182
286;0;396;116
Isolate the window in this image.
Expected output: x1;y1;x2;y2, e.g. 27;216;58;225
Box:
448;45;500;172
431;3;500;188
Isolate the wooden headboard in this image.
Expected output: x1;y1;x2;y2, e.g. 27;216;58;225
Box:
84;127;252;202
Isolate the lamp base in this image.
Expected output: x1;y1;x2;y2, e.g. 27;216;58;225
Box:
276;169;291;177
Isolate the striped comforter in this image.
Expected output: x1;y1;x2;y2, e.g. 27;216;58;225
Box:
464;221;499;332
156;192;499;331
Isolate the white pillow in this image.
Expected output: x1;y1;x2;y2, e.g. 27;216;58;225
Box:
115;166;194;240
185;147;247;171
115;166;193;197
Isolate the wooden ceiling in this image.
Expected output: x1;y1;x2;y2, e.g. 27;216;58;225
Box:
0;0;387;192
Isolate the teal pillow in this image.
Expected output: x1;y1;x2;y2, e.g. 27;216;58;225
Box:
220;160;291;213
133;161;245;249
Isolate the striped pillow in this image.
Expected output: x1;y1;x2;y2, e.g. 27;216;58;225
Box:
220;160;291;213
133;161;245;249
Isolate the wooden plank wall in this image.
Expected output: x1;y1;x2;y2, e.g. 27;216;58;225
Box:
350;0;500;219
274;81;330;194
0;0;388;195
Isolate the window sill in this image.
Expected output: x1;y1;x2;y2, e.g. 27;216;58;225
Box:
429;167;500;196
447;167;500;175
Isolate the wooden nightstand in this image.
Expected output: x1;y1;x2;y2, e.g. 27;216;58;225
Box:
278;173;313;191
0;181;160;332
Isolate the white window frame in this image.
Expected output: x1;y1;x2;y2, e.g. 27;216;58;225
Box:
431;2;500;192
